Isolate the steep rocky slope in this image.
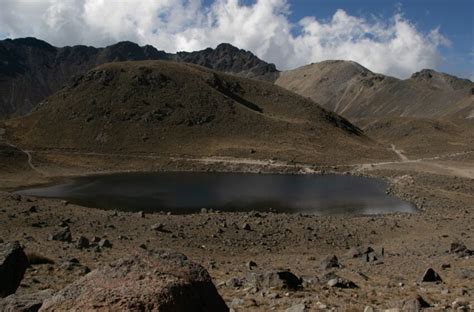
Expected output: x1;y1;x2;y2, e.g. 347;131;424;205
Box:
275;61;473;120
0;38;278;118
5;61;392;165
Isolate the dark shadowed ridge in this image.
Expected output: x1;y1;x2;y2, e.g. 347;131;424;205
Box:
0;37;279;118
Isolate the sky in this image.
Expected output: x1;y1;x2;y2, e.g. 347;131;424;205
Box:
0;0;472;79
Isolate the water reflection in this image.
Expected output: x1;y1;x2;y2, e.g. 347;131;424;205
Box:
16;172;416;215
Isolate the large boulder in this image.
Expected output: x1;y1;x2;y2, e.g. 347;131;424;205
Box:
0;241;29;297
39;250;228;311
0;289;53;312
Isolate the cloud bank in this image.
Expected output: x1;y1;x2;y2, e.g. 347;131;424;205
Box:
0;0;449;78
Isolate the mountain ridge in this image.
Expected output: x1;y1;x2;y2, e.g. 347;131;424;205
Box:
275;60;473;120
0;37;278;118
1;37;472;121
5;60;394;165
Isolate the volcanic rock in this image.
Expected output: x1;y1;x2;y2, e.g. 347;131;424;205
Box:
401;295;431;311
327;276;358;289
48;227;72;242
420;268;443;283
245;271;302;291
0;241;29;297
320;255;341;270
0;289;53;312
39;250;228;311
75;236;89;249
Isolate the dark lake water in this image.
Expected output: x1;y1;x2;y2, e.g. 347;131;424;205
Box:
16;172;416;215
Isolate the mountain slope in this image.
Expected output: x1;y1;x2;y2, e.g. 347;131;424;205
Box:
0;38;278;119
5;61;393;165
275;61;473;120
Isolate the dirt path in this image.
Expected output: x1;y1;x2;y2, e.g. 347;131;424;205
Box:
356;149;474;179
6;143;44;175
390;144;409;162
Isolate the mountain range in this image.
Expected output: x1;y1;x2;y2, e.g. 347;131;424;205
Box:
1;37;472;122
275;60;473;120
0;38;278;118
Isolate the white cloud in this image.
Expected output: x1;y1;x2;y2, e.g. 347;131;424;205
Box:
0;0;450;78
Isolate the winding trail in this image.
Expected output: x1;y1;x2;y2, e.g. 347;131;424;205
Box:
390;144;409;162
2;125;472;180
4;142;43;175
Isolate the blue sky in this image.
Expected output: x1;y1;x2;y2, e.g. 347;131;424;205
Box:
1;0;472;79
287;0;473;79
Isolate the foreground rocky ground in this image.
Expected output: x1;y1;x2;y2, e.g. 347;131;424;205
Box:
0;153;473;311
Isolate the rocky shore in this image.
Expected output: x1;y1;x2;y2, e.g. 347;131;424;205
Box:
0;163;473;311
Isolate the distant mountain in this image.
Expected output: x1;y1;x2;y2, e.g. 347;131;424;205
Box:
174;43;278;81
5;61;394;165
275;60;473;120
0;37;278;118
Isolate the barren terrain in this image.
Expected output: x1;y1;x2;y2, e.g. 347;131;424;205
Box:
1;131;473;310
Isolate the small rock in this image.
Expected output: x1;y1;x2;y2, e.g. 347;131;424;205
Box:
364;306;375;312
452;298;469;309
245;271;302;291
0;242;29;298
48;227;72;242
230;298;244;307
420;268;443;283
315;302;328;309
200;208;208;214
60;259;90;276
242;223;251;231
225;278;243;288
151;223;165;232
366;251;378;262
346;246;374;258
91;236;101;243
286;303;306;312
137;211;145;218
320;255;340;270
247;261;257;270
327;277;358;289
450;241;467;253
10;194;22;201
402;295;430;310
98;239;112;248
75;236;89;249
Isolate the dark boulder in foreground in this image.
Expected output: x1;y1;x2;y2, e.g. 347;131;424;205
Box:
39;250;228;312
0;241;29;298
